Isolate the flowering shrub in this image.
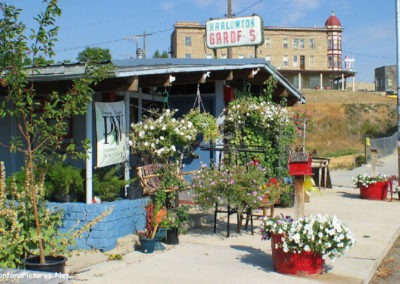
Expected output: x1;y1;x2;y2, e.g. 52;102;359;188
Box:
261;214;355;260
191;163;267;210
160;205;190;233
352;174;388;188
223;96;296;177
129;109;197;162
260;177;294;206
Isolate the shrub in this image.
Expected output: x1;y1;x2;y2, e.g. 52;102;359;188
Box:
44;161;85;202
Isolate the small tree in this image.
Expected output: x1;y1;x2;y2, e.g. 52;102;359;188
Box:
77;47;112;62
152;50;169;58
0;0;111;265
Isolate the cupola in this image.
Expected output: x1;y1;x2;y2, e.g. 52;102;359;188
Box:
325;9;342;28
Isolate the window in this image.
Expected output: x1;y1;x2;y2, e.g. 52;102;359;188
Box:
293;55;298;67
333;38;338;49
292;39;298;49
309;56;315;67
328;55;333;68
328;39;332;49
265;55;271;64
309;39;315;49
283;38;288;48
265;37;271;48
184;53;191;58
299;39;305;49
283;56;288;67
184;36;192;46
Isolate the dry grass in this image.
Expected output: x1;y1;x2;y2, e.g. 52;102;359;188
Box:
290;90;397;163
375;257;395;279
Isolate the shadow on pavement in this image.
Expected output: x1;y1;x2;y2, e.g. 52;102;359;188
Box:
230;245;272;271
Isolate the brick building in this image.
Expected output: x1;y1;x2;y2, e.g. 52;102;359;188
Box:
170;10;355;90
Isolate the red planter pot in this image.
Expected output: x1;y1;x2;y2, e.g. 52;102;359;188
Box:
359;181;388;200
271;234;325;276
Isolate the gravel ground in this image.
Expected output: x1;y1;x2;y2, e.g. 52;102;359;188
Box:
370;196;400;284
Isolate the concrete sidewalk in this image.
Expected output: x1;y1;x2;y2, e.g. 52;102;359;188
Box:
68;154;400;284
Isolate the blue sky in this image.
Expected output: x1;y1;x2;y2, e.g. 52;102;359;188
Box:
7;0;397;83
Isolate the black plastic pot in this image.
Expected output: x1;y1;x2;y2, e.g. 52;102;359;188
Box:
165;228;179;245
23;255;67;273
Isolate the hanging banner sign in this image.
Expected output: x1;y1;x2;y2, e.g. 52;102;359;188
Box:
206;15;264;49
95;101;127;168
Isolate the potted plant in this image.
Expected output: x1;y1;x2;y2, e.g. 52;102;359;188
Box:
191;163;267;212
352;174;392;200
160;205;190;245
129;108;198;164
183;108;221;143
261;214;355;276
137;202;167;253
0;1;112;271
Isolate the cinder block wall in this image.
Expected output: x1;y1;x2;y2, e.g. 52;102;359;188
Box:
48;198;149;251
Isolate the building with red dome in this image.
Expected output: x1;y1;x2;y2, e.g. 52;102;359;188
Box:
171;10;355;91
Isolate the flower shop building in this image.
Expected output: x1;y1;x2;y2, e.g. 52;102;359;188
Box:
0;58;305;203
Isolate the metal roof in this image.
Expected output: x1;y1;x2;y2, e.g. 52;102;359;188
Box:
23;58;306;104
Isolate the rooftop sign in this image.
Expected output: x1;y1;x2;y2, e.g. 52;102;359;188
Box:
206;15;264;49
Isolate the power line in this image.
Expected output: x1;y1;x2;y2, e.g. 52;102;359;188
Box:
55;28;172;54
343;50;391;59
235;0;264;16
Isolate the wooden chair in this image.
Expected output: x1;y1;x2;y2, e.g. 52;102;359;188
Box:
136;163;196;197
241;201;275;235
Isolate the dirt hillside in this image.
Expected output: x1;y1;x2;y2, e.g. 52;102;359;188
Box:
290;90;397;169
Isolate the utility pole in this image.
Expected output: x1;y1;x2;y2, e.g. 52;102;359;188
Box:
125;31;151;58
227;0;233;58
396;0;400;178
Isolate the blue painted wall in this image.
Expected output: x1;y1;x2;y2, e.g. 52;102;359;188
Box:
48;198;149;251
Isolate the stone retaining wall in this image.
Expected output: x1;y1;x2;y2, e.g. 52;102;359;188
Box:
48;198;149;251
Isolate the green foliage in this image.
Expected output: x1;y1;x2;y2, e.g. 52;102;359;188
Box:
0;162;69;268
224;80;296;177
354;155;366;167
77;47;112;62
191;163;267;210
129;108;197;163
44;161;84;202
160;205;190;233
277;179;294;207
152;50;169;58
184;108;221;142
107;253;123;261
93;165;131;202
0;0;113;264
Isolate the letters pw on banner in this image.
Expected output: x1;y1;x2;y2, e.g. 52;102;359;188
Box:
95;101;127;167
206;15;264;49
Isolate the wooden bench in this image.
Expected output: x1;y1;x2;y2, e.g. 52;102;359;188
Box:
136;163;196;196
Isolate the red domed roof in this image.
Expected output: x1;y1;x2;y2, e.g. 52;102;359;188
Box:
325;10;341;27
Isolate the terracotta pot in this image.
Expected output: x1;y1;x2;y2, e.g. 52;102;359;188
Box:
359;181;388;200
271;234;325;276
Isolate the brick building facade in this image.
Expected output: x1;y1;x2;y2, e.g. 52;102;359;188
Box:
170;11;355;90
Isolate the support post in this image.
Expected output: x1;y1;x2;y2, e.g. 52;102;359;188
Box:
85;100;93;204
124;92;131;197
396;0;400;179
370;148;377;177
294;175;305;219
